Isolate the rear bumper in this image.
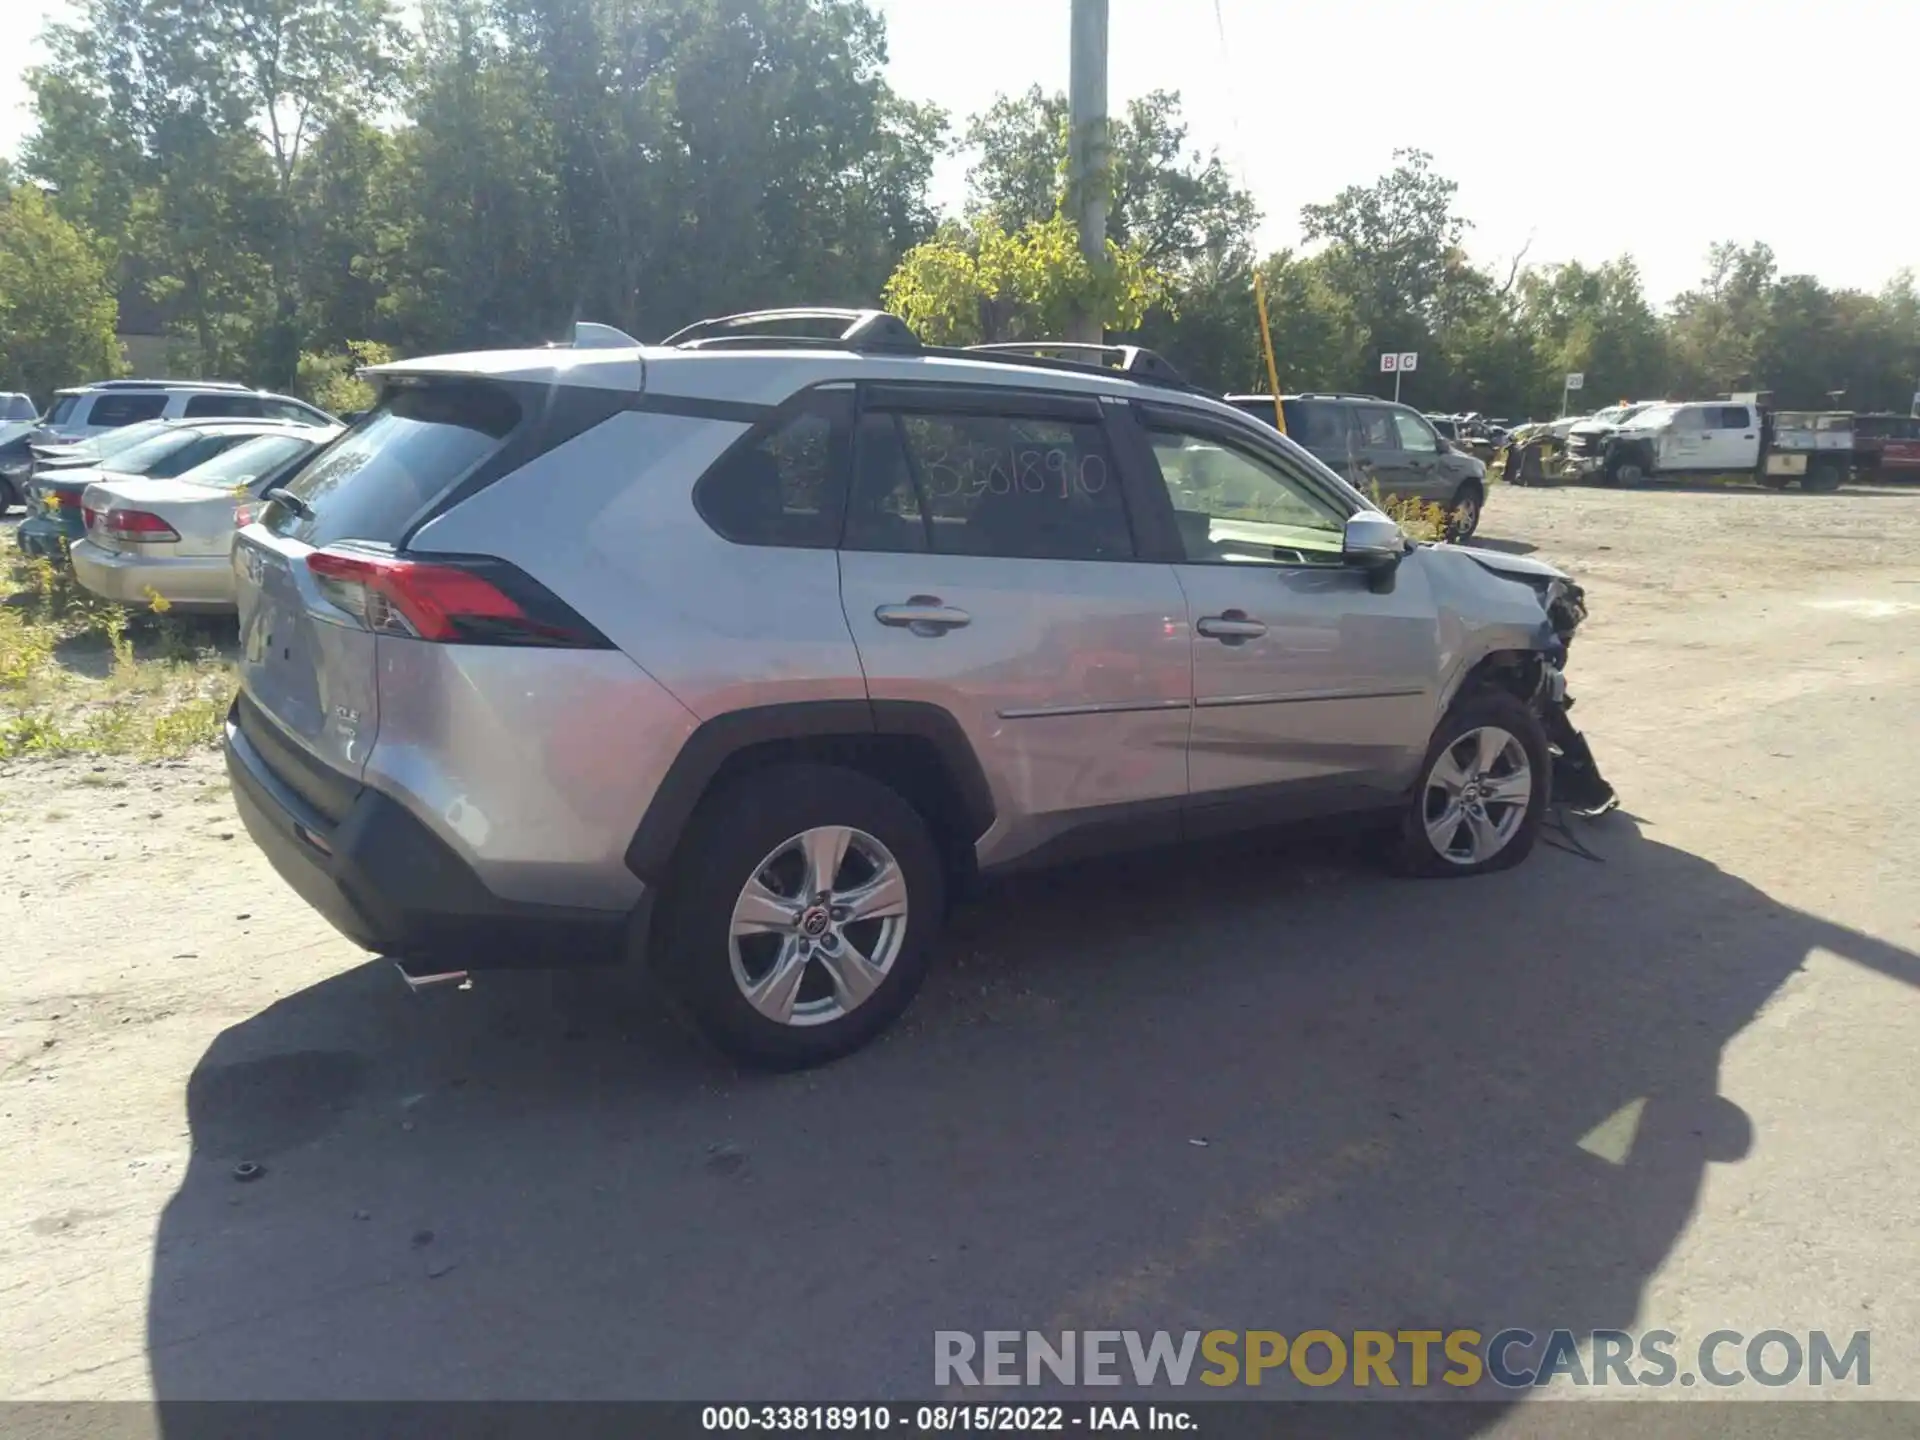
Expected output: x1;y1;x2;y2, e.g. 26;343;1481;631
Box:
16;515;79;559
71;539;237;610
224;704;643;970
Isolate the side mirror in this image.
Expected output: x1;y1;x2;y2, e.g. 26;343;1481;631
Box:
1344;512;1406;587
1344;510;1405;562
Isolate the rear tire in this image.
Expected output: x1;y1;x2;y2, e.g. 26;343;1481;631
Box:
1802;459;1844;492
651;764;945;1069
0;476;16;514
1391;690;1550;879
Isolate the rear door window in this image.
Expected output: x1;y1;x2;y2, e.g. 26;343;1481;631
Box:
264;381;522;546
847;403;1132;562
87;393;169;428
1351;405;1399;450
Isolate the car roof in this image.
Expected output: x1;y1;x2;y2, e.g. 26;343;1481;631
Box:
376;337;1259;421
56;379;257;395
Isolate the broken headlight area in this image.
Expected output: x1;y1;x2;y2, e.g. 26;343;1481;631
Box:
1523;577;1618;817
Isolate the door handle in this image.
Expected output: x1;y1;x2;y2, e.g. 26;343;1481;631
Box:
1197;611;1268;643
875;596;971;636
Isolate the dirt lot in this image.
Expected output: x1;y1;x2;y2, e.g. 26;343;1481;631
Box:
3;482;1919;1428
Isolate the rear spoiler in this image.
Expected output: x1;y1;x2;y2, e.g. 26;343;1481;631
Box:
363;320;647;393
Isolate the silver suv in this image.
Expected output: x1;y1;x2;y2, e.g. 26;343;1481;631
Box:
225;310;1613;1068
41;380;335;440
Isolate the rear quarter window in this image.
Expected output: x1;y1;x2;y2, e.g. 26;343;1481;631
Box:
264;381;522;546
183;393;264;419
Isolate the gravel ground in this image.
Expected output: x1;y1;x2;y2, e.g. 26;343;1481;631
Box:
3;480;1918;1432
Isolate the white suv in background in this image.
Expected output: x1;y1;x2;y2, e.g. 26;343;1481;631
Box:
41;380;335;440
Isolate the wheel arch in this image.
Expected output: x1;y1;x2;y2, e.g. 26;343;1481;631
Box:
1438;647;1552;718
624;700;995;890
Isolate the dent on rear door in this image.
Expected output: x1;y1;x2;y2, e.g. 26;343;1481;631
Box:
234;529;380;776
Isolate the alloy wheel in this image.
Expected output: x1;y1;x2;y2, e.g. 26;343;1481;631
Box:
1422;726;1533;866
728;825;910;1027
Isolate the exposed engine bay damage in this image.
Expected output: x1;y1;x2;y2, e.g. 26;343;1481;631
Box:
1535;575;1619;818
1456;548;1620;819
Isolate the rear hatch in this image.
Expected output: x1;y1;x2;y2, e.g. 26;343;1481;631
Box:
230;379;527;782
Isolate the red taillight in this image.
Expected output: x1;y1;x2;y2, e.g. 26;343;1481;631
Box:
304;546;607;648
100;508;181;543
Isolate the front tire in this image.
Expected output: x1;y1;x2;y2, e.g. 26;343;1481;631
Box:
1392;690;1550;878
652;764;945;1069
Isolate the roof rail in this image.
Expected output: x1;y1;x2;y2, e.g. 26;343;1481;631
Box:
91;378;255;392
965;342;1189;389
662;308;922;354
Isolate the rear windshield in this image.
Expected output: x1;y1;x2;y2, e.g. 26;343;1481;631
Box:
264;381;521;546
177;433;318;488
100;430;218;475
42;419;172;463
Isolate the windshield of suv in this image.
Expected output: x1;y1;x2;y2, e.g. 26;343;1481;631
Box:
45;395;80;427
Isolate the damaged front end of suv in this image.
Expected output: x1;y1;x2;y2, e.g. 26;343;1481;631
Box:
1443;547;1620;818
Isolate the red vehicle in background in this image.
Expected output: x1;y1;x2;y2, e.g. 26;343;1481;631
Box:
1853;414;1920;481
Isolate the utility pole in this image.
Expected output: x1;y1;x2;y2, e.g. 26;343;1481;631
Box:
1067;0;1110;345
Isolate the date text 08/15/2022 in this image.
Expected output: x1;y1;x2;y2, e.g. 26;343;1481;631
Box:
702;1406;1190;1432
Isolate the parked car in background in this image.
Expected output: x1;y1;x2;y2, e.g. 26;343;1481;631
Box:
16;419;333;560
1225;392;1489;537
39;380;335;441
224;310;1611;1067
1590;401;1850;491
1853;413;1920;481
1563;402;1668;477
71;426;342;611
0;392;42;512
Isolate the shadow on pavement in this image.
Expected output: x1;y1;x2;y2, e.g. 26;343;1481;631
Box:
147;814;1917;1425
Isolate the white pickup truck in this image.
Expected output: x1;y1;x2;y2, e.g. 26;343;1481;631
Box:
1576;401;1849;491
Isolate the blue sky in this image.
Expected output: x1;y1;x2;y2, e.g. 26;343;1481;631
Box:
6;0;1911;307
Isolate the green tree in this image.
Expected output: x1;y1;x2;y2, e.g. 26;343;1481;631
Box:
0;185;124;399
1300;148;1466;346
883;215;1169;346
960;85;1258;274
1518;257;1668;413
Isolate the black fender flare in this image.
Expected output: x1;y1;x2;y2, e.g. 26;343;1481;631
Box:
623;699;996;884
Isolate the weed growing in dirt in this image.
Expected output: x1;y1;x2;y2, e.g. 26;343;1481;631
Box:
0;544;236;761
1368;485;1454;542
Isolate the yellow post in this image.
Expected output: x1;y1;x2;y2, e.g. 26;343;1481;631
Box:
1254;270;1286;434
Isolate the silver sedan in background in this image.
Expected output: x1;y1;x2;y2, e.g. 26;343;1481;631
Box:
70;426;342;612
